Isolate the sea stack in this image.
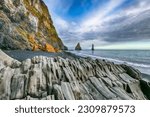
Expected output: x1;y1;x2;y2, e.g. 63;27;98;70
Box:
92;44;94;51
75;43;82;50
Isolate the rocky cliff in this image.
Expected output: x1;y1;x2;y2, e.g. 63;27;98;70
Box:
0;50;149;100
0;0;64;52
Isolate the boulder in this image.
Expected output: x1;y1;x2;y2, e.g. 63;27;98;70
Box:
140;79;150;99
121;64;141;80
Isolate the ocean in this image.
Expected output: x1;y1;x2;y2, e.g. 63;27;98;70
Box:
70;50;150;76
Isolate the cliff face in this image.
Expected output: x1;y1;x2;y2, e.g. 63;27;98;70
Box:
0;0;64;52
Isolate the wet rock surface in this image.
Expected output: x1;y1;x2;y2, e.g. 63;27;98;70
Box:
0;53;149;100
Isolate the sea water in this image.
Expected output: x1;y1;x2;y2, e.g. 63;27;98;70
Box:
71;50;150;76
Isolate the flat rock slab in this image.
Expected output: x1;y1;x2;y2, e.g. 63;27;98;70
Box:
61;82;75;100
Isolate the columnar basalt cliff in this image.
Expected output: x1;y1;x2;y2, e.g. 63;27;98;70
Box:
0;0;64;52
0;50;149;100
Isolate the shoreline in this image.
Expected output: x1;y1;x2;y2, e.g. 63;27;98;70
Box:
3;50;82;61
70;50;150;78
0;49;149;100
3;50;150;80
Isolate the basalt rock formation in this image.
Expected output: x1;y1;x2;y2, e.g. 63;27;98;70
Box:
0;50;149;100
0;0;64;52
75;43;82;50
0;49;15;65
140;79;150;99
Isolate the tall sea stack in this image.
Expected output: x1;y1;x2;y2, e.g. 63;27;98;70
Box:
92;44;94;51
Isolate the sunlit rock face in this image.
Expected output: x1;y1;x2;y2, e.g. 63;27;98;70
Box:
0;0;64;52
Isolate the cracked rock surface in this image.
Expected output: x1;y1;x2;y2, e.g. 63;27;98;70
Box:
0;52;149;100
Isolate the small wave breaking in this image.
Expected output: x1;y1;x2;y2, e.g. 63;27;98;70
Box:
72;52;150;69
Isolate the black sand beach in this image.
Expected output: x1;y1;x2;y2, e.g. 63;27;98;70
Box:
4;50;81;61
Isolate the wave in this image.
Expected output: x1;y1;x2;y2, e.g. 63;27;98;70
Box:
72;52;150;68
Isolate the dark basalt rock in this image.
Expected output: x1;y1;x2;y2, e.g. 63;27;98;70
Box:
121;64;141;80
140;79;150;99
75;43;82;50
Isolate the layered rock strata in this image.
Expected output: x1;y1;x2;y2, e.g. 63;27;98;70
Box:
0;0;64;52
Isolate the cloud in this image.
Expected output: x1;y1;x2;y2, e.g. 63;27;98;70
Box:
44;0;150;49
123;0;150;15
98;0;150;43
79;0;126;33
44;0;74;14
76;0;150;33
53;15;69;30
76;0;150;46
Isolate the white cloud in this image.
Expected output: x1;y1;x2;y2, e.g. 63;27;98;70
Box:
44;0;150;49
124;1;150;15
53;15;69;30
44;0;73;14
76;0;150;34
77;0;126;33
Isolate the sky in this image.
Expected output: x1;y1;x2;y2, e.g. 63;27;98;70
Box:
44;0;150;49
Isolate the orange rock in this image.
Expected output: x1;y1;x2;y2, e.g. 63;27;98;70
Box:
44;43;56;52
28;34;35;44
38;44;43;50
32;44;39;51
55;48;61;52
